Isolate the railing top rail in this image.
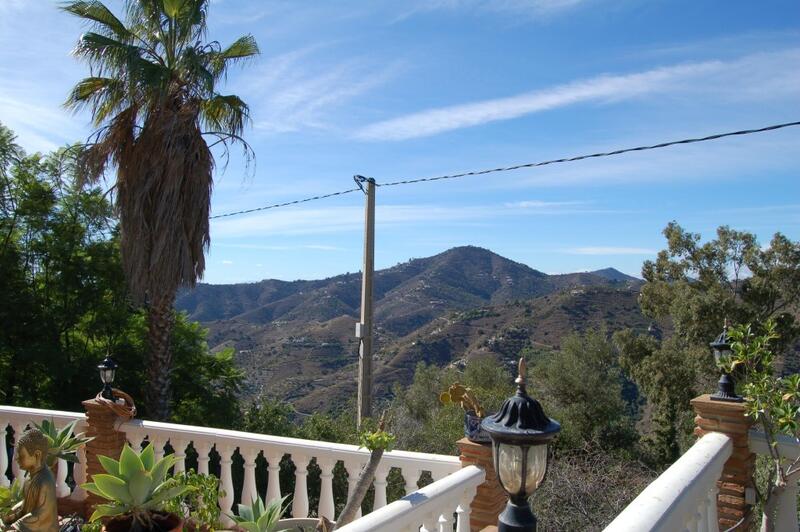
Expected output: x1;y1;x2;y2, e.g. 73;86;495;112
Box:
750;429;800;460
0;405;85;423
120;418;461;470
336;465;485;532
603;432;732;532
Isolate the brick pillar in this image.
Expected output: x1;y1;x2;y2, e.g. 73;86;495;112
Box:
82;399;128;513
457;438;507;532
691;394;755;531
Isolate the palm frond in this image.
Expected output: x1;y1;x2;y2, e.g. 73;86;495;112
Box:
200;94;249;136
208;35;259;79
61;1;132;41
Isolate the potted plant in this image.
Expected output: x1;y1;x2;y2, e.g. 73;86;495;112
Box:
162;471;223;532
0;479;23;518
229;495;290;532
83;444;191;532
440;383;491;443
33;418;93;468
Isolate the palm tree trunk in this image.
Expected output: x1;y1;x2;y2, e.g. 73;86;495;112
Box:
145;293;175;421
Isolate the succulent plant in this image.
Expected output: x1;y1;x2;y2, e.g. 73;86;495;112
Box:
82;444;192;526
33;418;94;468
440;383;485;417
230;495;290;532
0;479;23;515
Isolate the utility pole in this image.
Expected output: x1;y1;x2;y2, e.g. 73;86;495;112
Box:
355;176;375;429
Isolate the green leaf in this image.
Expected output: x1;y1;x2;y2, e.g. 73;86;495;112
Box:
89;503;127;522
139;444;155;471
119;445;144;480
127;470;152;506
237;503;254;522
80;482;108;499
93;474;133;504
162;0;185;18
98;455;121;476
150;454;177;484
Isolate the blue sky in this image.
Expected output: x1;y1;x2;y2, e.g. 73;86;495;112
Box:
1;0;799;283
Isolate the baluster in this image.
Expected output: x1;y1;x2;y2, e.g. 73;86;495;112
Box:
0;423;9;487
694;500;707;532
217;445;235;527
438;507;454;532
69;441;87;501
455;489;475;532
705;486;718;532
292;454;310;518
151;436;166;461
265;451;282;504
241;448;259;505
774;477;799;532
343;460;364;519
420;512;437;532
317;458;336;521
372;465;391;510
56;457;70;497
404;468;421;496
171;439;188;474
194;441;212;476
11;422;27;483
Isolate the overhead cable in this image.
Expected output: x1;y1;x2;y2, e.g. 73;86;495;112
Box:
211;120;800;219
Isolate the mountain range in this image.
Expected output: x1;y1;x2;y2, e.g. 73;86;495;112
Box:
176;246;649;411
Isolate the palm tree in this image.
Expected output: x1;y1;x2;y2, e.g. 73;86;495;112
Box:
63;0;258;420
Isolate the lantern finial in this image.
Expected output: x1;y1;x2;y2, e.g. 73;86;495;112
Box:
515;358;526;391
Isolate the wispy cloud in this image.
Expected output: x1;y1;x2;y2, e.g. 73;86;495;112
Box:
355;48;800;141
505;200;587;208
213;243;345;251
247;46;403;133
393;0;589;22
564;246;656;255
211;200;625;238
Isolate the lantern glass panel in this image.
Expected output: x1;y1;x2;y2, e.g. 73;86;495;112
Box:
100;368;115;384
524;444;548;492
498;443;523;495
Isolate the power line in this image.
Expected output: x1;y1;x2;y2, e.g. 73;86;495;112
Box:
211;120;800;219
378;120;800;187
211;187;361;219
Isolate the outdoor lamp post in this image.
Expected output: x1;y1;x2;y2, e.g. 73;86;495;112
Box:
709;321;743;403
481;358;560;532
98;355;118;400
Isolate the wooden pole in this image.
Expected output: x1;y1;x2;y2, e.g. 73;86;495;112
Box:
357;177;376;428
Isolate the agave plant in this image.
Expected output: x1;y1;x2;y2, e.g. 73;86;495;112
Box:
83;444;192;527
230;495;290;532
0;479;23;515
33;418;94;467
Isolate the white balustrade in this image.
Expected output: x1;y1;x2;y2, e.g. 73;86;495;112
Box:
292;453;310;518
0;405;464;527
0;423;9;488
749;429;800;531
55;458;70;497
336;465;484;532
604;432;732;532
317;457;336;521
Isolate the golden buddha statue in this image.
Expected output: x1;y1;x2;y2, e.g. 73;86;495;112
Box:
1;429;59;532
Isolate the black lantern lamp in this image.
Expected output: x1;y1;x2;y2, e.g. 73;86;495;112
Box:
709;321;743;403
98;355;118;400
481;359;560;532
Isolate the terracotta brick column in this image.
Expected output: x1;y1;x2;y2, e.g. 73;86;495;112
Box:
82;398;128;513
457;438;506;532
691;394;756;531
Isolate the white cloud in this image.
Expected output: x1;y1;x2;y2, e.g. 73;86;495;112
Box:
246;47;403;133
564;247;656;255
355;48;800;141
221;260;234;265
393;0;588;22
211;201;625;238
505;200;587;208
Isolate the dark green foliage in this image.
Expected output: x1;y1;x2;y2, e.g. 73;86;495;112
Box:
532;329;637;452
616;223;800;465
0;123;242;423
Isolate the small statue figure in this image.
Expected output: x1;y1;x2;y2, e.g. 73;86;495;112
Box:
1;429;59;532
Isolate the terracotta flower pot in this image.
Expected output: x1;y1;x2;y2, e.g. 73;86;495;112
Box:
101;512;183;532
